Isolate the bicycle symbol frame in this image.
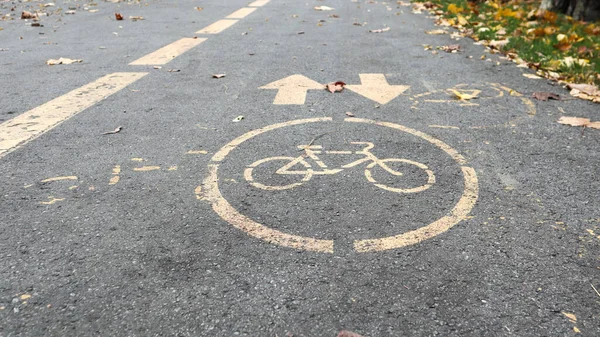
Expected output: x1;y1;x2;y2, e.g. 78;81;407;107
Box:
200;117;479;253
244;142;435;193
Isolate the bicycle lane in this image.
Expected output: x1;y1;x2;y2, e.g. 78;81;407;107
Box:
0;0;599;336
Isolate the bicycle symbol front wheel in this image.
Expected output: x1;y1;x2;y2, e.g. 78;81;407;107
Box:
244;156;313;191
364;158;435;193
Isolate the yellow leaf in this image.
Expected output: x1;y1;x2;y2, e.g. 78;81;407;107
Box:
450;89;478;101
457;14;468;26
447;4;463;14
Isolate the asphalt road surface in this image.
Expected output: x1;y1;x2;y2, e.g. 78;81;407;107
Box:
1;0;599;336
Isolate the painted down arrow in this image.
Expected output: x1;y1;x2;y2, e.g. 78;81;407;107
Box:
259;75;323;105
346;74;410;105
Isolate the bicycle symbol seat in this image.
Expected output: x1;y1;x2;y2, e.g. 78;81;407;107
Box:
244;142;435;193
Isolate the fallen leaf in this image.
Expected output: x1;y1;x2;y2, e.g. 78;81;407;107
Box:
168;69;180;72
297;31;305;34
314;6;334;11
65;10;76;14
46;57;82;65
153;66;162;69
326;81;346;93
115;13;123;20
567;83;600;103
369;27;390;33
456;14;468;26
450;89;477;100
353;22;363;26
442;44;460;52
523;73;542;79
345;112;355;117
232;116;244;122
194;7;203;11
531;92;561;101
329;14;340;18
21;11;37;20
129;16;144;21
213;74;226;78
425;29;448;35
102;126;122;135
558;116;600;129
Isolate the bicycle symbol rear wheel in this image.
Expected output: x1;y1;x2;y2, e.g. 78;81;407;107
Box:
244;156;313;191
364;158;435;194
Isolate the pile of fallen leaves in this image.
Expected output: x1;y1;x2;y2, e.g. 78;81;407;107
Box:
411;0;600;103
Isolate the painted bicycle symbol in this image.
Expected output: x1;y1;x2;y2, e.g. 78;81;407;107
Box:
244;142;435;193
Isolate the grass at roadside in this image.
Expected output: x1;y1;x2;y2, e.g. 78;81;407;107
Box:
412;0;600;86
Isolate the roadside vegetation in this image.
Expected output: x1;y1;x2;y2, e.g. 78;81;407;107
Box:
412;0;600;87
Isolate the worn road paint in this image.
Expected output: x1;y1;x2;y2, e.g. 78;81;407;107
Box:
226;7;257;19
0;72;147;159
41;176;77;183
248;0;271;6
429;125;460;129
202;117;478;253
133;166;160;172
346;74;410;105
196;20;239;34
40;196;64;205
109;165;121;185
187;150;208;155
129;38;206;65
259;75;324;105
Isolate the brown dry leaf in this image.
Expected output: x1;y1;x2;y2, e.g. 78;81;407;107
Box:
531;92;561;101
450;89;477;100
212;74;226;78
425;29;448;35
442;44;461;52
567;83;600;103
314;6;334;11
369;27;390;33
558;116;600;129
353;22;363;26
345;112;355;117
329;14;340;18
21;11;38;19
523;73;542;79
102;126;122;135
46;57;82;65
129;16;144;21
115;13;123;20
326;81;346;93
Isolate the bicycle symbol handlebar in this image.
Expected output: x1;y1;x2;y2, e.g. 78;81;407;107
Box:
244;142;435;193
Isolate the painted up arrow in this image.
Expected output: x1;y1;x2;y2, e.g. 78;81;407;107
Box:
259;75;323;105
346;74;410;105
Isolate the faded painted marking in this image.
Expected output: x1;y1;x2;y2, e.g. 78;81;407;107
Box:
112;165;121;175
325;150;353;154
226;7;257;19
68;186;78;190
429;125;460;129
259;75;323;105
354;166;478;252
194;185;203;200
41;176;77;183
109;176;120;185
130;38;206;65
346;74;410;105
187;150;208;155
203;164;334;253
0;72;147;159
168;165;178;171
40;196;64;205
204;117;477;253
133;166;160;172
248;0;271;6
109;165;121;185
196;20;239;34
131;158;144;162
521;97;536;115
